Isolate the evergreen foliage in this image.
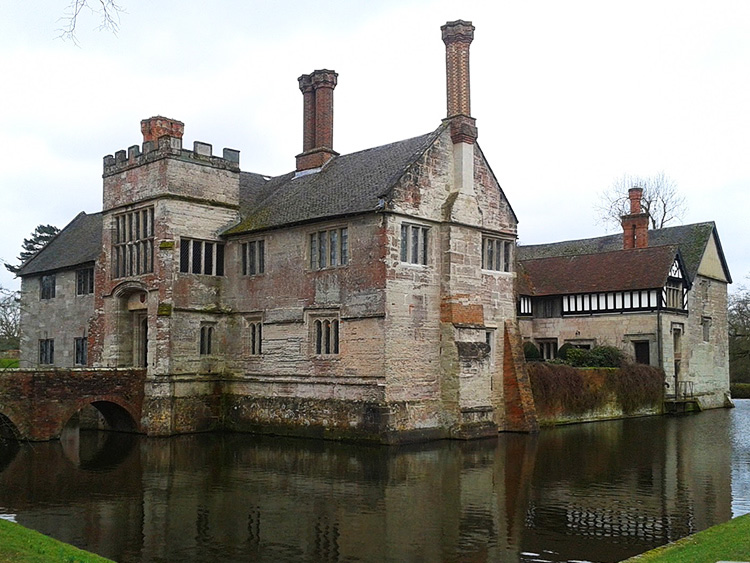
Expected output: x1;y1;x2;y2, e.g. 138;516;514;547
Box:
4;224;60;275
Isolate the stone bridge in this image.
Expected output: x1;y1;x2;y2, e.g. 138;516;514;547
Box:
0;369;146;441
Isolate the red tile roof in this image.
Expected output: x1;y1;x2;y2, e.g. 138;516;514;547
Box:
518;245;680;296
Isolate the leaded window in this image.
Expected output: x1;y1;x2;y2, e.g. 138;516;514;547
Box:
310;228;348;270
76;267;94;295
249;321;262;355
400;224;429;265
482;236;513;272
74;337;88;365
242;240;265;275
200;325;214;355
40;274;56;300
180;239;225;276
39;339;54;365
113;207;155;278
313;318;339;355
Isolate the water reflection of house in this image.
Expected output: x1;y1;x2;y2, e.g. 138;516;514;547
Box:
0;411;738;562
518;188;732;409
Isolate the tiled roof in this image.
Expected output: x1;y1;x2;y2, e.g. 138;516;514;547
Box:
17;212;102;277
518;222;730;284
518;245;680;296
224;126;445;235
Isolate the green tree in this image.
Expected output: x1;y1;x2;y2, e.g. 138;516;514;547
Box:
4;224;60;275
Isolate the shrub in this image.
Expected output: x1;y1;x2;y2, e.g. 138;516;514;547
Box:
565;347;589;367
587;346;623;368
523;341;541;361
613;363;664;413
527;361;604;415
558;345;623;368
556;343;574;361
528;361;664;418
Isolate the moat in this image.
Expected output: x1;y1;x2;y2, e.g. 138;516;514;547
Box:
1;401;749;563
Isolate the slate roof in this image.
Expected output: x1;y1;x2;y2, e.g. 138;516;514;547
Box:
517;221;731;284
17;212;102;277
225;126;445;235
517;245;681;296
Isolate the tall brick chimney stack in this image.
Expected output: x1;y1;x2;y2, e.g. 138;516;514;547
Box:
141;116;185;142
621;187;649;249
442;20;477;144
296;69;339;172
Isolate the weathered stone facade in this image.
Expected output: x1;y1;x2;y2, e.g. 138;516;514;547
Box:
15;20;538;442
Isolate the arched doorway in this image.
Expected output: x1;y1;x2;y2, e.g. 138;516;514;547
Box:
112;284;149;368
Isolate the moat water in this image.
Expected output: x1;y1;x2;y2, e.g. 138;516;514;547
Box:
1;401;749;563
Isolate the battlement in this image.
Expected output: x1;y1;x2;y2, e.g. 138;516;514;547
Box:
103;135;241;177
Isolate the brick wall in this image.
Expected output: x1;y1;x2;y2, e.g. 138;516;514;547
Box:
0;368;145;440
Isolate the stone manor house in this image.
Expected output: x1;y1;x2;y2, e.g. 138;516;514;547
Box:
16;21;731;441
18;21;537;442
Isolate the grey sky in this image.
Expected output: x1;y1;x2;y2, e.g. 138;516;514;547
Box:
1;0;748;290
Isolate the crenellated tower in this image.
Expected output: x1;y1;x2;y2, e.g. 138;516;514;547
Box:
92;117;241;434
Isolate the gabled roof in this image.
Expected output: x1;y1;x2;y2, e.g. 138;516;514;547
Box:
224;125;445;235
17;212;103;277
517;245;682;296
518;221;731;284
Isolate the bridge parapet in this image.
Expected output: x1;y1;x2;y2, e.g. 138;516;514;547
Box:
0;368;146;441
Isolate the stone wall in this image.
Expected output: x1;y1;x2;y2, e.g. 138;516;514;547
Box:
683;274;730;407
19;269;95;369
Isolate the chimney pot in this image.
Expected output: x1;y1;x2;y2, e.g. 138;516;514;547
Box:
141;116;185;143
622;187;649;249
296;69;339;171
442;20;477;144
628;186;644;214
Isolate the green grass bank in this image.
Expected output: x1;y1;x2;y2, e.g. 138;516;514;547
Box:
622;513;750;562
0;519;113;563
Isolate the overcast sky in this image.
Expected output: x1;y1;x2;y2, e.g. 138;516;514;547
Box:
1;0;748;291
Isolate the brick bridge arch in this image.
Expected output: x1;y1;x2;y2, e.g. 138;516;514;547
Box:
0;369;146;441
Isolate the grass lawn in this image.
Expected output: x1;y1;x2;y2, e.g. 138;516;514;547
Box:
622;513;750;562
0;358;18;369
0;519;113;563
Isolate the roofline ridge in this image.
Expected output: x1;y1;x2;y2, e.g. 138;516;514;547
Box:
378;123;449;200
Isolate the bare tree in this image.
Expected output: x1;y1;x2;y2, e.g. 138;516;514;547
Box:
595;172;687;232
59;0;124;44
729;283;750;384
0;287;20;352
